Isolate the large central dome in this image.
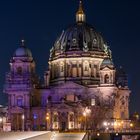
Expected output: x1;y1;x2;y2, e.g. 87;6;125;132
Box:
46;0;114;86
50;1;111;59
54;23;106;52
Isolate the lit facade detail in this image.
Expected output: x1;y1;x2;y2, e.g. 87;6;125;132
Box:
4;1;130;131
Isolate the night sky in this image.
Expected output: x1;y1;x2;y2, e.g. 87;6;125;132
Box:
0;0;140;114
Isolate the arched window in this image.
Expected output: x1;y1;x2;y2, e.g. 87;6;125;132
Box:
60;64;64;72
48;96;52;102
104;74;109;84
84;62;89;71
17;97;23;107
53;114;58;122
84;66;88;71
121;112;125;119
69;114;74;122
17;67;22;75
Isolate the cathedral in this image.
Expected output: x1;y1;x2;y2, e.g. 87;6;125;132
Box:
4;1;130;131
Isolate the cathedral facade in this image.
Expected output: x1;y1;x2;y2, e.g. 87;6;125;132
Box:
4;1;130;131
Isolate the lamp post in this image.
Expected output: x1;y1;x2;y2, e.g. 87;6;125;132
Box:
83;107;91;140
0;117;2;131
83;111;87;131
83;107;91;131
22;114;25;131
46;113;49;131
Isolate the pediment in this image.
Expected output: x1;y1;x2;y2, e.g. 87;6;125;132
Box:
54;82;87;90
53;102;80;110
11;106;24;113
100;66;113;71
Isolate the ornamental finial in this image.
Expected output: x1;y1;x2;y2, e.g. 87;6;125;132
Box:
21;39;25;47
76;0;86;23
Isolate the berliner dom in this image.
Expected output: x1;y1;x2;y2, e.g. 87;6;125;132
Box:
4;1;130;131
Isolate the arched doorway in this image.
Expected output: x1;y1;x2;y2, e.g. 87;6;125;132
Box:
12;114;23;131
60;112;68;131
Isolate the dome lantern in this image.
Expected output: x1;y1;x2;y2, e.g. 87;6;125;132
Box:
76;0;86;23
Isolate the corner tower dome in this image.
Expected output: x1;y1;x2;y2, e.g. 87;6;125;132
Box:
14;40;32;57
100;58;114;70
101;58;114;67
50;0;111;60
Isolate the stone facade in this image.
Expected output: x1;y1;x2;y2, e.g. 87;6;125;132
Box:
4;1;130;131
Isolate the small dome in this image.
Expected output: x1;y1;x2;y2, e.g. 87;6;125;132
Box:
14;40;32;57
14;47;32;57
100;58;114;70
101;58;114;66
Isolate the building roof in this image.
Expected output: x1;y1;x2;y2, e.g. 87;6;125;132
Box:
50;1;111;59
13;40;32;57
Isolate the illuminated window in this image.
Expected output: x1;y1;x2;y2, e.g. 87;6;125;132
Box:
84;62;89;71
70;114;74;122
66;94;75;102
60;65;64;72
33;114;38;120
91;99;95;106
72;67;77;77
17;98;23;107
53;114;58;122
84;66;88;71
121;112;125;119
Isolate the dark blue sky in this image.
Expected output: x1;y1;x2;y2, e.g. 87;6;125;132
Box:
0;0;140;113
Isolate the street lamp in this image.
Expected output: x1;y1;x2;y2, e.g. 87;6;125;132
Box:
130;123;134;128
83;107;91;131
22;114;25;131
0;117;2;131
46;113;49;130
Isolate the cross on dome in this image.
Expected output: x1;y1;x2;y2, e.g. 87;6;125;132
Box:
21;39;25;47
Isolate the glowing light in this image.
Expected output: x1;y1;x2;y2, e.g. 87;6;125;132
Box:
97;133;100;136
46;113;49;120
83;107;91;117
0;118;2;122
33;114;38;119
130;123;134;127
103;122;107;126
22;114;24;120
85;107;91;114
118;123;121;126
116;133;118;136
83;112;86;117
46;116;49;120
114;122;117;126
136;115;139;119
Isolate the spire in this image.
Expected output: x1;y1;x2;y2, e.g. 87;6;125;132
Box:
76;0;86;23
21;39;25;47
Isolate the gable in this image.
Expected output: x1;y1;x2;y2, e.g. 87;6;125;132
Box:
100;66;114;71
53;81;87;90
